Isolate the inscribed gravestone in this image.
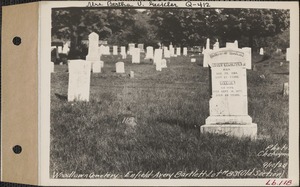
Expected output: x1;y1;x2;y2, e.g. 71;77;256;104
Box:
68;60;91;102
145;46;154;59
200;47;257;139
132;48;140;63
116;62;125;73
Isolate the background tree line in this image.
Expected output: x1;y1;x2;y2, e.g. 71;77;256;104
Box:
52;8;289;58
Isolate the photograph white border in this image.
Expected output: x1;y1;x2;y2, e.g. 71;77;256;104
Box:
39;1;299;186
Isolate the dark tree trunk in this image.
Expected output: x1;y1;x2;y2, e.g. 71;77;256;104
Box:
248;32;254;52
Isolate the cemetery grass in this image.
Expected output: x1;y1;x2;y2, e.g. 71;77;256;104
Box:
50;53;289;178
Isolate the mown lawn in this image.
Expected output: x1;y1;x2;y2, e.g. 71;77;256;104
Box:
50;52;289;179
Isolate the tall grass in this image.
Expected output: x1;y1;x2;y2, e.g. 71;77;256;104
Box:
50;53;289;178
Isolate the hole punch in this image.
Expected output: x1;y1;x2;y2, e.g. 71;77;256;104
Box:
13;145;22;154
12;36;22;46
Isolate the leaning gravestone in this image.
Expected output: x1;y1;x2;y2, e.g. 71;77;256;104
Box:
68;60;91;102
132;48;140;63
200;47;257;139
116;62;125;73
86;32;102;73
145;46;154;60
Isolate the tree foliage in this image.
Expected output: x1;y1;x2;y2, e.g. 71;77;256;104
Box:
52;8;290;56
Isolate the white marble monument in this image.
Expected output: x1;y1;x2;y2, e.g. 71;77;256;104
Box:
154;49;162;71
183;47;187;56
145;46;154;60
132;48;140;63
116;62;125;73
68;60;91;102
200;47;257;139
113;46;118;55
176;47;181;56
203;38;211;67
128;43;135;55
259;48;264;55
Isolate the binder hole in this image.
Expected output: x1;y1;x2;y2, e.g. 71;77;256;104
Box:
13;36;21;46
13;145;22;154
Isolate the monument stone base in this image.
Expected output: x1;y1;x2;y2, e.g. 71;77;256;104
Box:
200;123;257;140
206;115;252;124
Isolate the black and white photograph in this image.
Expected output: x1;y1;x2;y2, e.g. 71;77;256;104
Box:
37;1;298;186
